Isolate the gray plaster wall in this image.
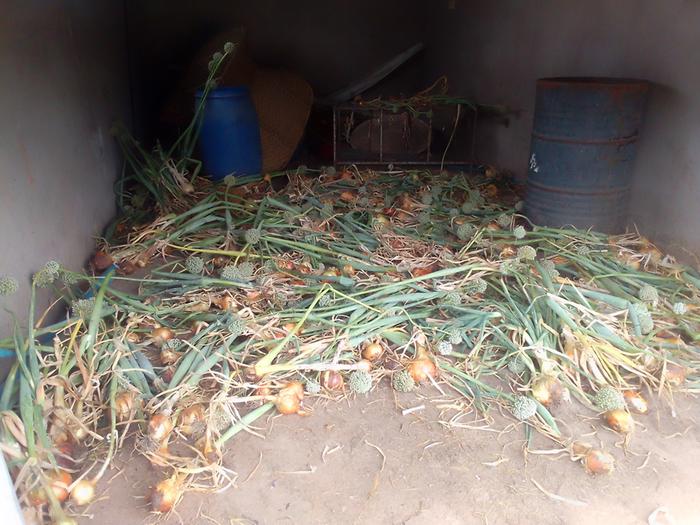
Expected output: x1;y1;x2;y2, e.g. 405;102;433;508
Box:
427;0;700;259
0;1;130;337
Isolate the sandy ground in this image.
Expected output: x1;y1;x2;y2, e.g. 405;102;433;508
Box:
76;382;700;525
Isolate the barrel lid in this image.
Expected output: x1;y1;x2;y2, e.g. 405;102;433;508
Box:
195;86;251;98
537;77;649;91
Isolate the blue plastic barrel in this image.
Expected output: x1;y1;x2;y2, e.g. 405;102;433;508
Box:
525;77;649;233
195;86;262;179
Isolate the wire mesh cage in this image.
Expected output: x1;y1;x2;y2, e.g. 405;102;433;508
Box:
332;101;477;167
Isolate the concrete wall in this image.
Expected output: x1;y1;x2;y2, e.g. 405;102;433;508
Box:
426;0;700;259
125;0;428;138
0;1;130;337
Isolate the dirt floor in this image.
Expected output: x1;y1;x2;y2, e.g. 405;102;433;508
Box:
76;382;700;525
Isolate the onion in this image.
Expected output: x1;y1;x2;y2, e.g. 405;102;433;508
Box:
279;381;304;400
664;363;687;387
320;370;344;390
530;376;562;407
161;366;176;383
362;342;383;362
623;390;649;414
114;391;136;422
583;449;615;475
211;256;229;268
213;295;234;311
125;332;141;343
178;405;205;436
148;413;174;442
356;359;372;373
338;190;356;202
70;479;95;506
408;347;437;383
91;251;114;271
151;327;174;346
275;392;301;415
342;264;356;276
499;245;516;258
150;475;183;513
159;347;180;366
604;409;634;434
55;441;77;469
50;471;71;502
282;322;303;334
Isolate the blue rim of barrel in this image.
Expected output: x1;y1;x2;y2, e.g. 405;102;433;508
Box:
195;86;250;99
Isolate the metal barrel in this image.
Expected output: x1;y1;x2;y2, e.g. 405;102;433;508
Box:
524;77;649;233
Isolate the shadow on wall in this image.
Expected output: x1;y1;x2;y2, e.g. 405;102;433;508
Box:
630;81;699;262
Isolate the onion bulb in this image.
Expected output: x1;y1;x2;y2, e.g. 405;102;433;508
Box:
279;381;304;400
362;342;383;362
320;370;344;390
322;267;341;277
150;474;183;513
177;405;205;436
275;381;304;415
664;363;687;387
274;392;301;415
623;390;649;414
499;245;516;258
342;264;356;276
114;391;136;422
604;409;634;434
159;347;180;366
161;366;176;384
30;470;73;506
356;359;372;373
148;413;174;442
70;479;95;506
407;347;437;383
530;376;562;407
213;295;234;311
151;327;174;346
583;449;615;475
